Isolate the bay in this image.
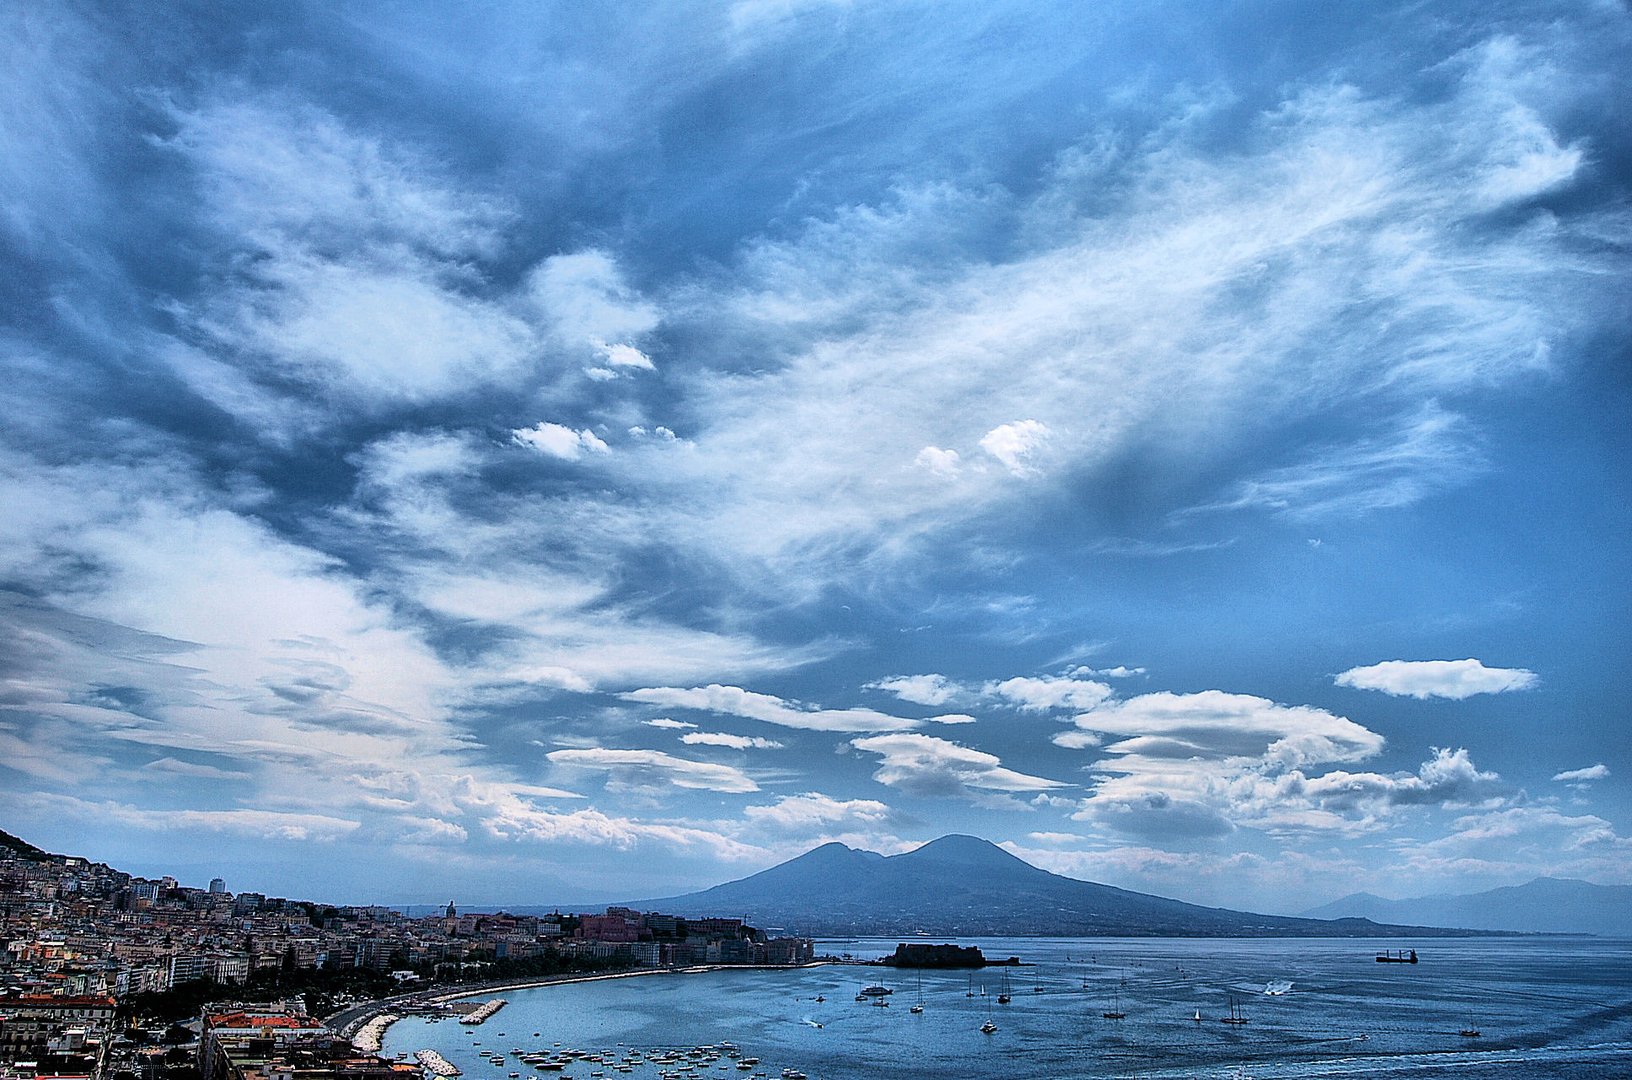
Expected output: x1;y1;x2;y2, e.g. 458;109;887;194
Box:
381;936;1632;1079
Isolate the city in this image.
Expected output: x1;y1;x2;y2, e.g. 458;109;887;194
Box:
0;832;812;1080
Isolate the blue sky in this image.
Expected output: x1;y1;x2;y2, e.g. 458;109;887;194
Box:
1;0;1628;914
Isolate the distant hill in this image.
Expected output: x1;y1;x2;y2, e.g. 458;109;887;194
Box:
1301;877;1632;935
0;829;51;861
626;834;1482;938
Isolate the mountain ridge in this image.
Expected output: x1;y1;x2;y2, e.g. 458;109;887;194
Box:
1301;875;1632;935
625;835;1496;938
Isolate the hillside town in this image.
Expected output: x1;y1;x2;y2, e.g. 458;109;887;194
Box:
0;832;813;1080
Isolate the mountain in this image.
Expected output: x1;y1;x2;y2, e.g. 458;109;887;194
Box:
1301;877;1632;935
628;834;1480;938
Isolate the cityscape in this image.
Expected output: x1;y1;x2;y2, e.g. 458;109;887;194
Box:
0;830;812;1080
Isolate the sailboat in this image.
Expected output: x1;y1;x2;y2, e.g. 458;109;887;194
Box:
909;971;924;1013
1458;1022;1481;1038
1220;997;1249;1025
1032;968;1043;993
965;973;975;998
1191;1009;1202;1023
1102;985;1125;1020
997;970;1012;1005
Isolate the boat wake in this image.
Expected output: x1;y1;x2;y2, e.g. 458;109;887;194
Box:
1263;980;1293;996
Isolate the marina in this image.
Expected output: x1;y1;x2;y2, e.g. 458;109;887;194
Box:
380;936;1632;1079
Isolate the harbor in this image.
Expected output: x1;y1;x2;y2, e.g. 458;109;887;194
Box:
379;936;1632;1080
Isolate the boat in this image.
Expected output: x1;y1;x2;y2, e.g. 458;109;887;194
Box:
1459;1024;1482;1038
1221;997;1249;1025
1191;1010;1202;1023
979;1019;997;1034
813;996;824;1003
1376;949;1419;964
859;984;893;996
997;971;1012;1005
965;973;975;998
1102;986;1125;1020
909;971;925;1013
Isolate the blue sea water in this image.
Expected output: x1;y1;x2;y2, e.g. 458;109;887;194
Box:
381;937;1632;1078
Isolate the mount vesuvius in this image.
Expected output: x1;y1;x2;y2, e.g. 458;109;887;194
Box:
628;835;1479;938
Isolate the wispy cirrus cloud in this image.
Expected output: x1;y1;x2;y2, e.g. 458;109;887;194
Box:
623;684;920;732
546;747;760;793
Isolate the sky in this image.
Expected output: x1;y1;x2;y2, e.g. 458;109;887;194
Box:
1;0;1629;916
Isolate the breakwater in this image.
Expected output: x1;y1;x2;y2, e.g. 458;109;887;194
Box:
351;1012;399;1052
456;998;506;1025
414;1049;460;1076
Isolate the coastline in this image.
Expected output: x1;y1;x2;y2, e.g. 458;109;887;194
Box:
340;962;829;1045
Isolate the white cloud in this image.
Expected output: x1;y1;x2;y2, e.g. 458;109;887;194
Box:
865;673;962;707
1553;764;1609;783
643;718;697;730
545;747;759;793
913;446;961;476
926;713;977;725
1197;405;1481;521
1061;690;1398;839
528;249;659;346
624;684;919;732
978;420;1051;475
139;757;252;781
680;731;784;750
742;791;901;834
849;732;1067;797
511;422;612;460
162;100;542;405
1335;658;1539;699
987;674;1114;712
37;796;361;843
598;342;656;370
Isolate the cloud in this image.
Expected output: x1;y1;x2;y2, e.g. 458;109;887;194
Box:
511;422;612;460
742;791;903;834
161;99;541;406
978;420;1051;475
545;748;759;793
1334;658;1539;699
1062;690;1403;837
1195;405;1482;521
643;718;697;730
926;713;976;725
597;342;655;370
987;674;1114;712
849;732;1067;797
913;446;961;476
1553;764;1609;783
528;248;659;348
680;731;784;750
1300;747;1506;811
139;757;252;781
36;796;361;843
624;684;919;732
865;673;962;707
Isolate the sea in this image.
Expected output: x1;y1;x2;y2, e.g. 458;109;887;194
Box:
380;937;1632;1079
